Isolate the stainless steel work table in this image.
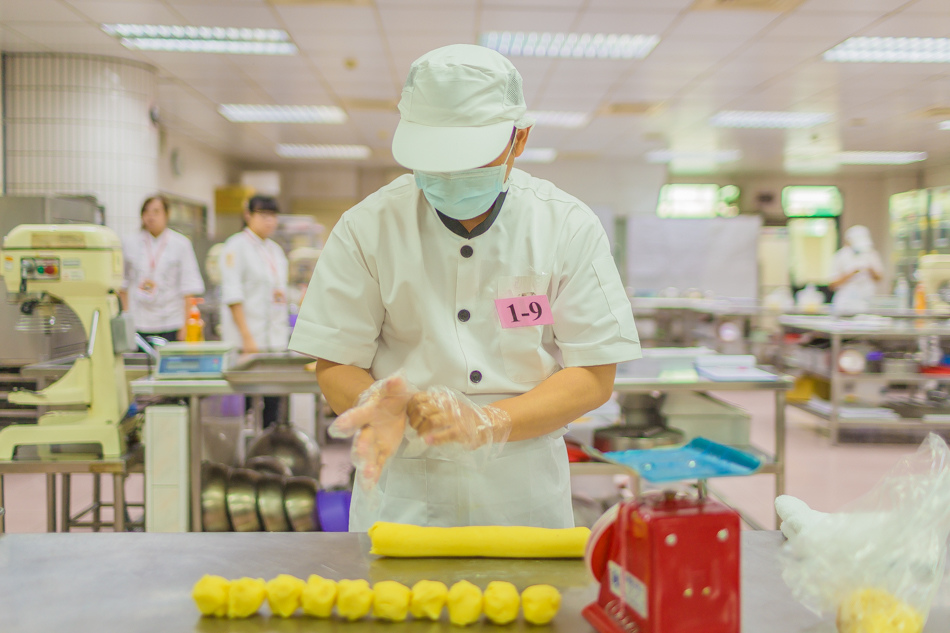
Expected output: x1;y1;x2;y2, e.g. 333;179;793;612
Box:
583;360;794;529
129;352;320;532
6;531;944;633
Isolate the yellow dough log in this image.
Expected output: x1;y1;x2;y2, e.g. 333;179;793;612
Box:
372;580;412;622
227;577;267;619
447;580;484;626
336;579;374;621
484;581;521;625
266;574;305;618
301;575;338;618
410;580;448;621
192;575;230;617
836;588;925;633
522;584;562;625
368;522;591;558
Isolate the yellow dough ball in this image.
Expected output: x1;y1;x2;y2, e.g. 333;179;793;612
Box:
192;575;230;617
522;584;562;625
336;579;374;621
301;575;338;618
410;580;448;621
836;587;924;633
227;577;267;619
266;574;305;618
373;580;412;622
447;580;483;626
484;581;521;625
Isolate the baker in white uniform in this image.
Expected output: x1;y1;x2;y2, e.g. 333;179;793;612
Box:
121;195;205;341
219;195;290;354
290;44;640;530
830;225;883;314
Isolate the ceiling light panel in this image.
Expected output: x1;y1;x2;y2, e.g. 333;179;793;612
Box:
824;37;950;63
480;32;660;60
836;151;927;165
526;111;591;128
101;24;297;55
219;104;347;123
940;121;950;130
518;148;558;163
276;144;371;159
710;110;833;128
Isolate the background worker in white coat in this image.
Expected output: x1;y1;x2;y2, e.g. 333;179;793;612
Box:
830;225;883;314
121;195;205;342
290;44;640;530
220;195;289;426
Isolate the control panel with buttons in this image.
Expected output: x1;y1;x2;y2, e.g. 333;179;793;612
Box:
19;257;61;280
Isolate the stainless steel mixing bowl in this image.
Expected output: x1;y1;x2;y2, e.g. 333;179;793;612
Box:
245;455;293;478
283;476;319;532
200;462;231;532
256;472;290;532
226;468;263;532
246;420;321;479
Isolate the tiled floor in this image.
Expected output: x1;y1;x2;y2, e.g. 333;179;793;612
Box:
0;395;924;533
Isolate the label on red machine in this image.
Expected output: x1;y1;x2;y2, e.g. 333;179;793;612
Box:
608;561;648;620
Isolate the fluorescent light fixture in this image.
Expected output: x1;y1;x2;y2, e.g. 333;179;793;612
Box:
101;24;296;55
526;111;590;128
276;144;371;160
940;121;950;130
517;148;557;163
480;32;659;60
710;110;832;129
836;151;927;165
219;104;346;124
646;149;741;164
824;37;950;63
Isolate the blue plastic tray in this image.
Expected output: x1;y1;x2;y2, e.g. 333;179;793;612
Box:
603;437;761;483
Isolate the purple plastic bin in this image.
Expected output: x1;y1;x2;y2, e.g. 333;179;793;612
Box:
315;490;351;532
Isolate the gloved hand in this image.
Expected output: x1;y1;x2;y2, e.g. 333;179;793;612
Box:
406;386;512;452
328;373;415;488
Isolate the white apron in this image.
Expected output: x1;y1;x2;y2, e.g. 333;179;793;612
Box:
348;432;574;530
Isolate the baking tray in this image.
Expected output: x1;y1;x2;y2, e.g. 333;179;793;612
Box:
598;437;762;483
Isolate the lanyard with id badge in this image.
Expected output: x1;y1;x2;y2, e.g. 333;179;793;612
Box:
494;274;554;328
136;232;168;303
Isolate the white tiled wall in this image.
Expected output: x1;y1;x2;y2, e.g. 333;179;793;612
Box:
3;54;159;239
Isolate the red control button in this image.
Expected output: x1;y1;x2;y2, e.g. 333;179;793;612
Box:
46;266;57;275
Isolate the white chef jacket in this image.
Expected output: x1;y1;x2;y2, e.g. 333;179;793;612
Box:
122;229;205;332
219;228;290;351
289;168;641;530
831;245;884;314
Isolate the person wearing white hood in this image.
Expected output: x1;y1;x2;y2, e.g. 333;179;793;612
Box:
289;44;641;530
829;225;883;314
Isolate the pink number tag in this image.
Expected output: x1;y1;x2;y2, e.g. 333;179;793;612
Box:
495;295;554;328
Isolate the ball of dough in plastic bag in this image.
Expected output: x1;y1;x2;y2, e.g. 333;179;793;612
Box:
836;587;924;633
483;581;520;625
266;574;305;618
227;577;267;619
410;580;448;620
373;580;412;622
522;584;562;625
192;575;230;617
448;580;483;626
337;579;374;621
301;575;338;618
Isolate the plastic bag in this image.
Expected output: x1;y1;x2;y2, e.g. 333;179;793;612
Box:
778;433;950;631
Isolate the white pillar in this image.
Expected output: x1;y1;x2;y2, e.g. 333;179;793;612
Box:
3;53;159;238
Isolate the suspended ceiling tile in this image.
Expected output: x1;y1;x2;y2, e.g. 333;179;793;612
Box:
864;13;950;37
668;11;782;38
899;0;950;14
294;32;385;55
483;0;587;8
648;36;748;64
271;5;377;34
170;4;282;29
5;23;132;55
227;53;313;78
0;25;49;52
187;78;271;105
379;5;477;33
587;0;692;11
797;0;913;12
3;0;85;23
766;12;879;38
259;85;335;106
144;52;237;79
310;53;393;83
478;8;578;32
571;10;682;35
65;1;185;26
331;80;401;102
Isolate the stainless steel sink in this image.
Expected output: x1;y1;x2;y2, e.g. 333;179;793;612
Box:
223;352;316;384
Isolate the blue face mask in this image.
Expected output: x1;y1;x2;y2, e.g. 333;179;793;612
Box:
414;139;515;221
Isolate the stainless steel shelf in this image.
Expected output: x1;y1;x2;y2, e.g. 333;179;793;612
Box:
789;402;950;431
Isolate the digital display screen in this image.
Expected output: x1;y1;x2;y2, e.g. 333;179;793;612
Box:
164;358;202;371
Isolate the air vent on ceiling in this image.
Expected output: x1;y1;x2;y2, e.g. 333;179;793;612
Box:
342;98;398;111
692;0;805;11
916;106;950;119
599;102;664;116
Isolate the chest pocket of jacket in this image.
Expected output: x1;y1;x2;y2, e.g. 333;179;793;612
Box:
497;274;551;384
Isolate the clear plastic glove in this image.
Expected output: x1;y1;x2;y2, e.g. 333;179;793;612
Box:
406;386;512;452
328;373;415;489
